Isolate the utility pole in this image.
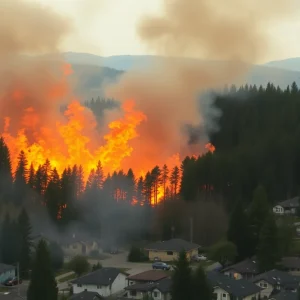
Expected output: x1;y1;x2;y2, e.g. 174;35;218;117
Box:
17;262;20;297
190;217;193;243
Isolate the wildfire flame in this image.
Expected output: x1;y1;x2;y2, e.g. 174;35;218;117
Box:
0;63;215;206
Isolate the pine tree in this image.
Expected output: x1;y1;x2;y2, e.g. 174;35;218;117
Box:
136;176;144;204
0;137;13;200
151;166;162;206
18;208;32;278
27;240;58;300
191;266;213;300
227;200;252;260
248;185;270;256
45;168;61;222
28;163;35;189
95;161;104;189
171;250;192;300
257;214;280;272
170;166;180;199
162;164;169;204
14;150;29;205
126;168;136;203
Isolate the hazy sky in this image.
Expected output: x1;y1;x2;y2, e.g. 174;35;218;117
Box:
30;0;300;63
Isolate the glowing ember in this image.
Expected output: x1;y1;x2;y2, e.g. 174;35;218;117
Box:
205;142;215;153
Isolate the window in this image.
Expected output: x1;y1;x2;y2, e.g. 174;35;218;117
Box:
77;284;82;287
222;293;227;298
153;291;160;297
97;285;101;289
130;291;137;296
167;251;173;255
259;282;268;288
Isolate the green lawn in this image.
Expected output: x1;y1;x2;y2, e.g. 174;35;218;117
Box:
58;273;77;283
0;287;9;293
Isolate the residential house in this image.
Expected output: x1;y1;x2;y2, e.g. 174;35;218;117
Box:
70;291;103;300
269;290;298;300
123;277;172;300
0;263;15;284
221;258;259;280
207;271;262;300
251;269;300;299
273;197;299;215
127;270;168;286
145;238;200;262
280;257;300;276
71;267;127;297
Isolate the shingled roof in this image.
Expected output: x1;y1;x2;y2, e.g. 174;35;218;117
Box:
277;197;299;208
127;270;168;282
72;268;122;286
269;291;298;300
251;269;300;289
207;272;262;298
125;278;172;294
70;291;103;300
281;257;300;269
222;258;259;275
145;239;200;252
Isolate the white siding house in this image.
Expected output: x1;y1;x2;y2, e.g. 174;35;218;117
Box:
0;263;15;284
213;287;259;300
72;268;127;297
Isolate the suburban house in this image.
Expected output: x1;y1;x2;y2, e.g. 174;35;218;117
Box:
0;263;15;284
251;269;300;299
127;270;168;286
207;271;262;300
71;267;127;297
273;196;299;215
145;238;200;262
269;290;298;300
61;235;102;257
123;277;172;300
280;257;300;276
221;258;259;280
70;291;103;300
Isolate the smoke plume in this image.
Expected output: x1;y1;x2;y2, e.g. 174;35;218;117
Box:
106;0;296;163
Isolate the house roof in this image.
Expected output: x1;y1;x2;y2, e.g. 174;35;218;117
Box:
127;270;168;282
125;278;172;294
72;268;122;286
222;258;259;275
70;291;103;300
145;239;200;252
269;291;298;300
207;271;262;298
277;197;299;209
251;269;300;289
0;263;15;274
281;257;300;269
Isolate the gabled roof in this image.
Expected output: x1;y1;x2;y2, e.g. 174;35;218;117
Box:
277;197;299;209
207;271;262;297
0;263;15;274
251;269;300;289
127;270;168;282
70;291;103;300
145;239;200;252
72;268;122;286
222;258;259;275
281;257;300;269
125;278;172;294
269;291;298;300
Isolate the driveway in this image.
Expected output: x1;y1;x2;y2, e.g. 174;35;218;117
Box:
0;281;29;300
87;251;153;275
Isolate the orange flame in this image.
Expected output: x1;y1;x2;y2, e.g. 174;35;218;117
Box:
205;142;215;153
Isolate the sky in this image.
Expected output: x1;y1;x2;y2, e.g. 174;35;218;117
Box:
29;0;300;63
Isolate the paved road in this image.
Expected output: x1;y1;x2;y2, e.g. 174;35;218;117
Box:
0;281;29;300
87;251;153;275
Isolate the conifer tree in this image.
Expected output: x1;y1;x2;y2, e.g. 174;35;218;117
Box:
162;164;169;204
0;137;13;200
18;208;32;278
171;250;192;300
27;239;58;300
227;200;252;260
191;266;213;300
14;150;29;204
170;166;180;199
257;214;280;272
126;168;136;203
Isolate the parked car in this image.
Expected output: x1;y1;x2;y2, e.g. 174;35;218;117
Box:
153;257;161;262
4;277;22;286
152;262;171;270
192;254;207;262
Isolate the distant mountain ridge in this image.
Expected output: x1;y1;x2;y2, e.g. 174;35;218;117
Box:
62;52;300;99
